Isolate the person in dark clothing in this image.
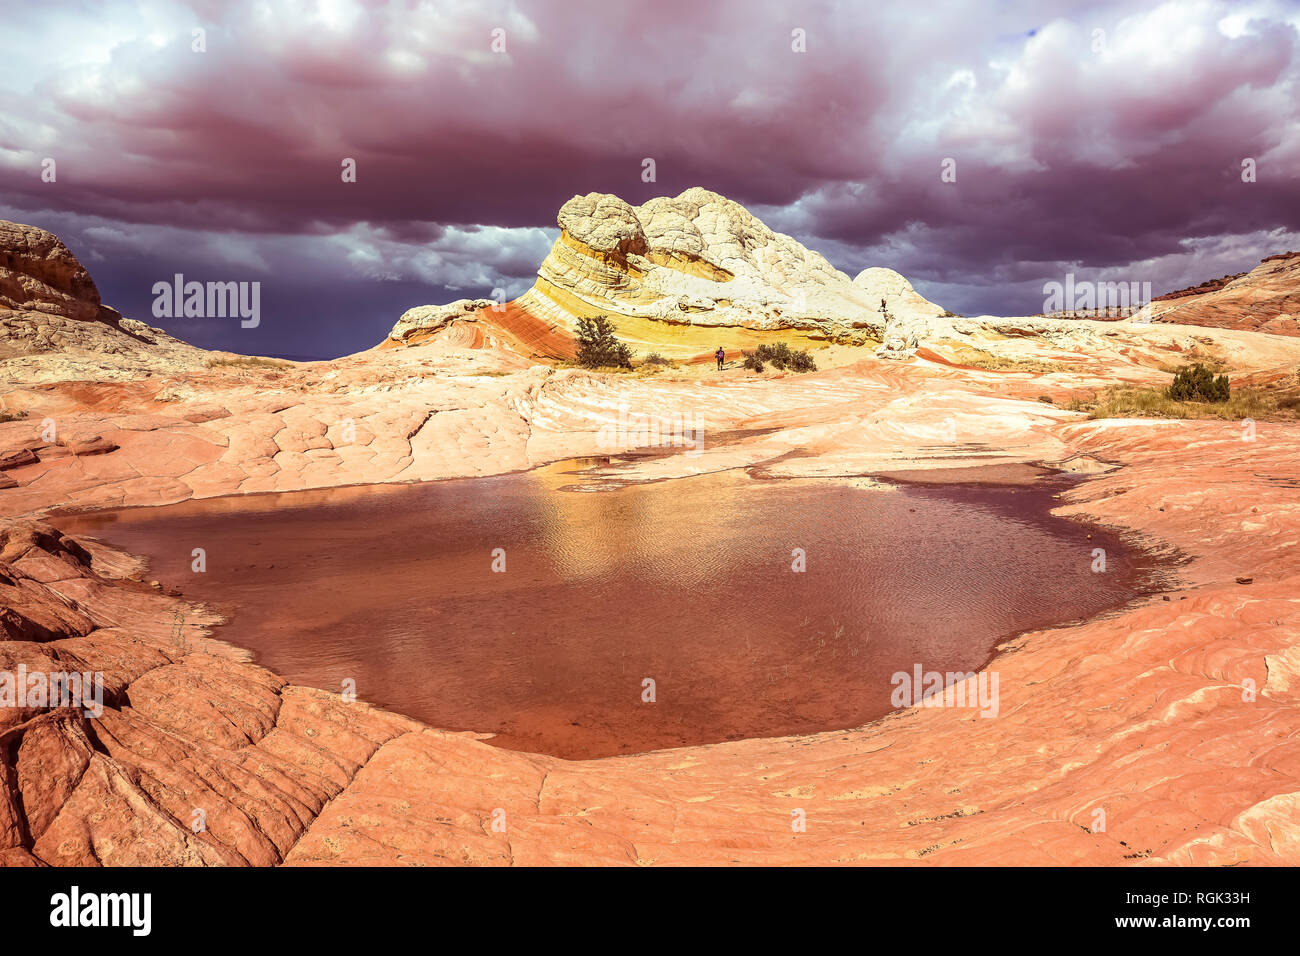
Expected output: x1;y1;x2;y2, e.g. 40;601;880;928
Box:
715;346;725;370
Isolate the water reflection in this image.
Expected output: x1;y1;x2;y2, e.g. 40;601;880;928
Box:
58;461;1154;759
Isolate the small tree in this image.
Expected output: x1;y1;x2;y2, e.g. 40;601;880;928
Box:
574;315;633;369
1167;363;1229;403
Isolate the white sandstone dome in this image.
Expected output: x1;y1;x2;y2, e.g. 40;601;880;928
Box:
852;267;946;319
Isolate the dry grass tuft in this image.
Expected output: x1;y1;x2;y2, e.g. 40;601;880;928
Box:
1070;386;1296;421
205;356;294;370
944;344;1068;374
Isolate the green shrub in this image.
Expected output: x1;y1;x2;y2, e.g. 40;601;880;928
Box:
1167;363;1229;403
746;342;817;373
575;315;633;369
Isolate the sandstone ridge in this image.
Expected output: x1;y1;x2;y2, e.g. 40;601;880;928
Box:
0;220;204;381
386;187;950;360
1152;252;1300;336
519;187;945;337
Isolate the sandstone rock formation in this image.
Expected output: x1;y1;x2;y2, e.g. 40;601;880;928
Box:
875;310;919;359
382;296;577;359
853;266;946;321
857;269;947;359
513;188;917;343
388;188;952;362
0;516;430;866
0;220;101;321
0;220;205;382
386;298;497;345
1151;252;1300;336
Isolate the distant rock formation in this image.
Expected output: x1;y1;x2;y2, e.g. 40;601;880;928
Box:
0;220;202;373
853;267;946;322
0;220;101;321
1152;273;1248;302
382;296;575;358
388;187;949;358
387;298;497;346
1151;252;1300;336
525;187;954;335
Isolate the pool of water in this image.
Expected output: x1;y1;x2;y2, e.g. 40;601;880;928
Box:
57;460;1158;759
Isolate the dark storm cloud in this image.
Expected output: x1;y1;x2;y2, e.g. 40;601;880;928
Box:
1;0;1298;348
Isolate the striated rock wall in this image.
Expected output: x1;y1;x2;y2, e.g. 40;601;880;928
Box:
513;188;944;342
0;220;101;322
1152;254;1300;336
386;298;496;345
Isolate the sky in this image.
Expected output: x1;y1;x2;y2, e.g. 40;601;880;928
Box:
1;0;1298;358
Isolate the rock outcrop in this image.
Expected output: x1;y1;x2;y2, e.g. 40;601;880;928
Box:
875;310;920;359
382;297;575;359
853;267;946;321
1151;252;1300;336
387;298;497;346
388;188;951;361
514;188;933;341
0;517;426;866
0;220;101;321
0;220;206;380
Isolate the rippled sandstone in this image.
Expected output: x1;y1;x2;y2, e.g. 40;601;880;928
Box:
1152;252;1300;336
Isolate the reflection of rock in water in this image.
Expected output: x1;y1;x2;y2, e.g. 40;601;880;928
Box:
56;464;1154;761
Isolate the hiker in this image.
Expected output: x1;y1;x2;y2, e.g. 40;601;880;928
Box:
880;297;887;312
715;346;725;370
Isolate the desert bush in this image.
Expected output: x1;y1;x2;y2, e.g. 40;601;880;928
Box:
1167;363;1230;402
743;353;765;372
1037;395;1053;404
747;342;817;373
575;315;633;369
641;353;671;366
0;409;27;423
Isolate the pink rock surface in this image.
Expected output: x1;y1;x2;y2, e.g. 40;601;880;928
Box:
2;263;1300;864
